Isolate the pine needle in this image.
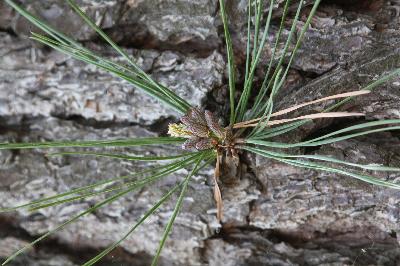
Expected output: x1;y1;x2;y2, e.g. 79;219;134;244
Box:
234;112;365;129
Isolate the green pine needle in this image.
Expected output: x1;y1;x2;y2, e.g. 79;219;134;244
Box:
0;137;184;150
3;0;400;265
151;153;207;266
46;151;197;161
219;0;236;125
0;153;203;213
247;120;400;148
2;152;210;265
245;146;400;173
247;146;400;189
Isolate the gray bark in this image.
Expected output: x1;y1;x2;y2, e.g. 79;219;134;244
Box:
1;0;400;265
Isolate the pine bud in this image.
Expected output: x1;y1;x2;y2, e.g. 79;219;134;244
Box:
168;123;193;138
195;138;214;150
181;115;209;138
182;137;199;150
205;110;225;139
188;107;207;126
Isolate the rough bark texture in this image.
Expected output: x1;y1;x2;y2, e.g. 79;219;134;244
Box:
1;0;400;265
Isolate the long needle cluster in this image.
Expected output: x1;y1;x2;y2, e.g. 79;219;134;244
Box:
2;0;400;265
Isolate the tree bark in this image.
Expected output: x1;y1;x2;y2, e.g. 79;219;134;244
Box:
0;0;400;265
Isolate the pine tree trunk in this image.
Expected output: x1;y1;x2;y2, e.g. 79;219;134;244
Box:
1;0;400;265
